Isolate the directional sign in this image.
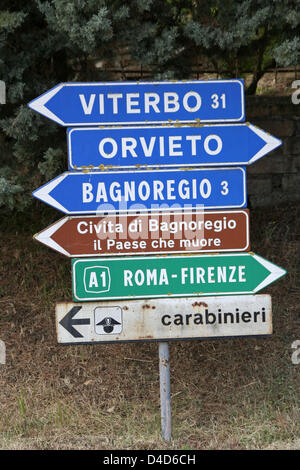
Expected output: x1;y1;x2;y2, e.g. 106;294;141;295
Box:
71;253;286;301
67;123;281;170
28;80;245;126
32;167;247;214
59;306;90;338
34;210;250;257
56;295;272;344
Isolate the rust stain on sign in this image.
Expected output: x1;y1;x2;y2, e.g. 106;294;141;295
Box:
55;295;272;345
192;301;208;308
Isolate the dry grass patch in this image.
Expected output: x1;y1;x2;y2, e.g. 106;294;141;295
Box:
0;203;299;449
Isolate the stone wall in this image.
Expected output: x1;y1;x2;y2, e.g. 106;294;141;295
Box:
245;96;300;207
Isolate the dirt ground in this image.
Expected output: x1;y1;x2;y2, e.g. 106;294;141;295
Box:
0;201;299;450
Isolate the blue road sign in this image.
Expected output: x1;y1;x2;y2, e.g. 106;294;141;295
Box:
32;167;247;214
67;123;281;170
28;80;245;126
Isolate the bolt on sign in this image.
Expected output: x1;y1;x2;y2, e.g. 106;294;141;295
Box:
56;295;272;344
33;210;250;257
71;253;286;302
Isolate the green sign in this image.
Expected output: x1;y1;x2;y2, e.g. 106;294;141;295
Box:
72;253;286;301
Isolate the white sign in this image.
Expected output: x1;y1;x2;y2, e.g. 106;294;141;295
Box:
56;295;272;344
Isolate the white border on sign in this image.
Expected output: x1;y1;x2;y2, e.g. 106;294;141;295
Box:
67;123;281;170
34;210;250;257
32;167;247;215
71;252;286;301
29;79;245;126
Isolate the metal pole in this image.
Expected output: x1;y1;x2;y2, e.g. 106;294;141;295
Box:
159;341;172;442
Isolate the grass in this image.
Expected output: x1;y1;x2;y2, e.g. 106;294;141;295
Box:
0;202;299;450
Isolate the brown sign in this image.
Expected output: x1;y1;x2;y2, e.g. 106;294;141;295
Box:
34;210;250;257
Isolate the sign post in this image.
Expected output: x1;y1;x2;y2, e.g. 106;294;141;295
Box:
56;293;273;444
30;78;286;443
159;341;172;442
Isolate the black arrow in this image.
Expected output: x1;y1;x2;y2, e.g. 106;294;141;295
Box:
59;306;90;338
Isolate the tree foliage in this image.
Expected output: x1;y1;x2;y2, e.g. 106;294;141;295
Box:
0;0;299;212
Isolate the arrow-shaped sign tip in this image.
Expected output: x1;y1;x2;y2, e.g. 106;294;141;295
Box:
33;218;71;257
28;84;65;125
262;132;282;155
253;254;287;292
249;124;282;163
32;173;69;213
